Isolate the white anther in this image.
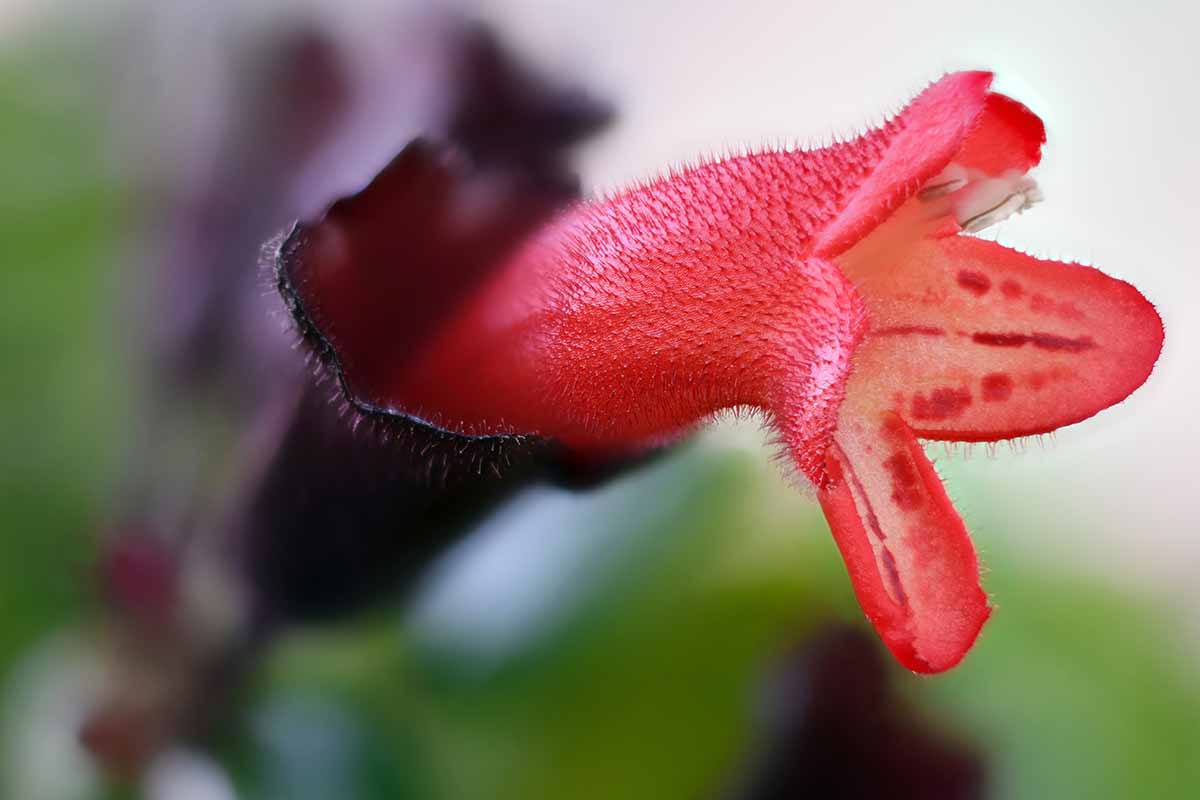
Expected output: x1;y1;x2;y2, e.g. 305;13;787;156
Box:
919;163;969;200
951;170;1042;233
961;190;1032;232
920;162;1044;232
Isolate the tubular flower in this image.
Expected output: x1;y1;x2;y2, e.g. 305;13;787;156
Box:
277;71;1163;672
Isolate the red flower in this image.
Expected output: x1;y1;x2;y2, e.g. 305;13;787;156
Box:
278;71;1163;673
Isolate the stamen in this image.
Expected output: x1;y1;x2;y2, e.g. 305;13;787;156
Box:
925;164;1042;234
962;190;1031;232
918;163;968;200
950;170;1036;230
919;177;968;200
843;166;1042;282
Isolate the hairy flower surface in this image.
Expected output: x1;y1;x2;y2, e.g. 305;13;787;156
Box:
278;71;1163;672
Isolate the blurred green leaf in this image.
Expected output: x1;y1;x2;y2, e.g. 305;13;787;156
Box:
915;553;1200;800
0;40;125;678
246;446;1199;800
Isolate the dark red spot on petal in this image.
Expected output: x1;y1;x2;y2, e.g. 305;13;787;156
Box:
1029;293;1060;316
1000;279;1023;299
911;387;973;421
972;331;1096;353
957;270;991;296
874;325;945;337
972;331;1028;347
878;548;909;607
833;444;909;608
1030;293;1086;321
980;372;1014;401
1059;301;1086;321
1031;332;1096;352
1024;366;1071;391
883;452;923;511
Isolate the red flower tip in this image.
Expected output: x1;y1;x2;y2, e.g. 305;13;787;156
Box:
277;72;1162;673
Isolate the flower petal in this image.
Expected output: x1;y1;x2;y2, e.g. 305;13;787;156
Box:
243;389;552;623
276;138;572;420
955;92;1045;176
813;71;994;257
848;236;1163;441
814;77;1047;258
447;22;615;177
818;409;990;673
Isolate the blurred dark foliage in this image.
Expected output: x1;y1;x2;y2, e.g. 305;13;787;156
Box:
149;30;351;403
87;15;613;774
240;389;551;623
447;26;614;189
729;626;985;800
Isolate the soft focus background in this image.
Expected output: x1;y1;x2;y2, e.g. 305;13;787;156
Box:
2;1;1198;798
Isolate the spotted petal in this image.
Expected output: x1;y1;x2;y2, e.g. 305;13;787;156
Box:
818;402;989;673
850;236;1163;441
